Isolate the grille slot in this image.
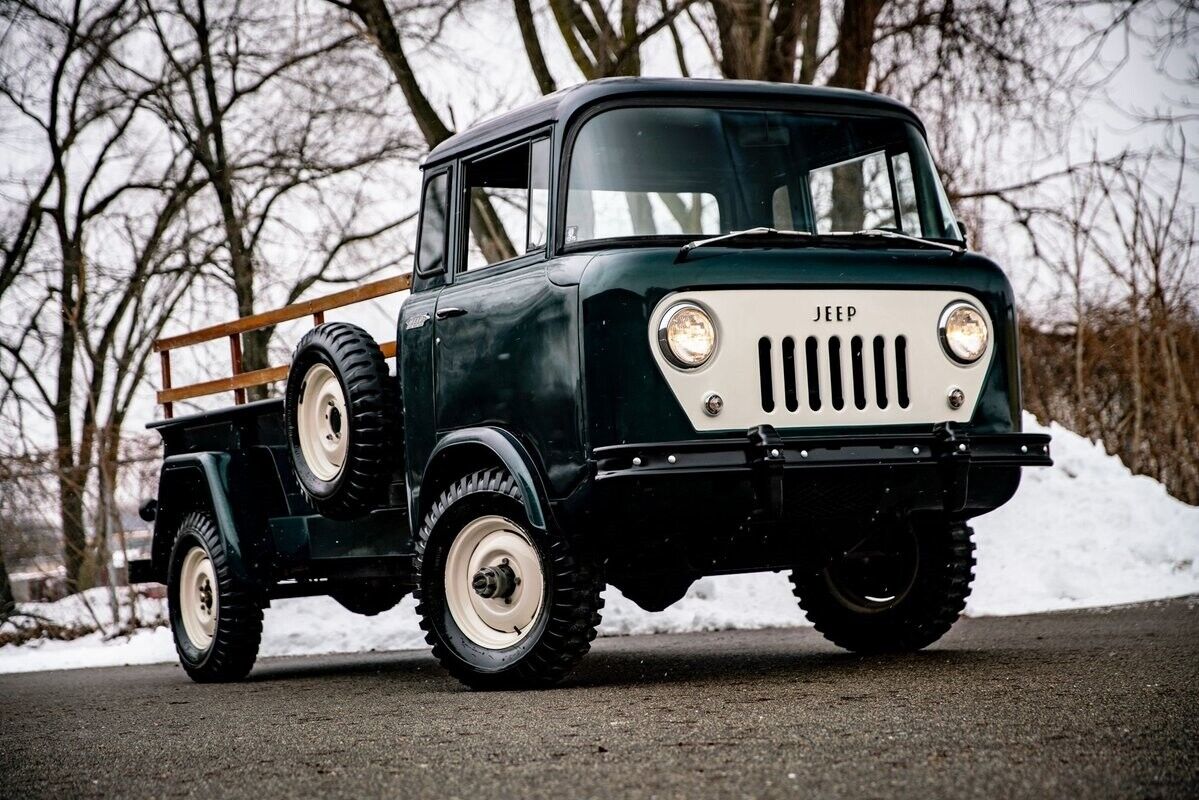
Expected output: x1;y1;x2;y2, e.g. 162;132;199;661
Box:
757;334;914;419
758;337;775;412
828;336;845;410
850;336;867;410
896;335;910;409
872;336;888;409
804;337;821;411
782;337;799;412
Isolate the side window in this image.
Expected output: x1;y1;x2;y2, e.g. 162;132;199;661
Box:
529;138;550;249
416;171;449;275
464;137;550;271
809;150;896;233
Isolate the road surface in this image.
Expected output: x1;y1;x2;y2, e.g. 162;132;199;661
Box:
1;599;1196;799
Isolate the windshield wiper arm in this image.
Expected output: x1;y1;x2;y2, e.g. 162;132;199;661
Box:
823;228;966;254
675;227;815;263
675;226;965;263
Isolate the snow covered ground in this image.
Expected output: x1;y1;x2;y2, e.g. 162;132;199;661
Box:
2;414;1196;674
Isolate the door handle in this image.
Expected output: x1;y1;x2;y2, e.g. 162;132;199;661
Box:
435;307;468;320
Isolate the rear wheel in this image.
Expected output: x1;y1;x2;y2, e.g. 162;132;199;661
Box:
167;512;262;682
790;518;975;653
414;468;603;689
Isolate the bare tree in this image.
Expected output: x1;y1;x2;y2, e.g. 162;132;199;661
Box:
0;0;186;590
145;0;415;388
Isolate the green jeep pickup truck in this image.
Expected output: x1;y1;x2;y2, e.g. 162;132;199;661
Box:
133;78;1051;689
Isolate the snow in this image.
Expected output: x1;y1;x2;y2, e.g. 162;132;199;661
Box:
2;414;1196;674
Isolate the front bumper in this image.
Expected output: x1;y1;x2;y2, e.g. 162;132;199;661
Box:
594;422;1051;518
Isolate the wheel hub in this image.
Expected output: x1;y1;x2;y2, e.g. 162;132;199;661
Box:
472;560;519;601
198;576;213;613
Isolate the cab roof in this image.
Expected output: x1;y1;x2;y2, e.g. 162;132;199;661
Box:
422;77;924;168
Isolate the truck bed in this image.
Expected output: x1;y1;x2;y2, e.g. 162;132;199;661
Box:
142;399;414;597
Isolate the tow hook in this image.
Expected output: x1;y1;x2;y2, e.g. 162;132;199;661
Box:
747;424;785;522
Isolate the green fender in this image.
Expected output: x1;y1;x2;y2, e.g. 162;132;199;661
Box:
415;427;550;531
151;452;255;586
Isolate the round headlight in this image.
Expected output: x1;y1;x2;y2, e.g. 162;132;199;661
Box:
939;302;989;363
659;303;717;368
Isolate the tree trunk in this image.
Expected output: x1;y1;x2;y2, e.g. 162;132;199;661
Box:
192;0;269;392
825;0;885;233
515;0;557;94
55;239;88;593
343;0;514;261
826;0;886;90
345;0;453;145
0;540;15;620
797;0;821;84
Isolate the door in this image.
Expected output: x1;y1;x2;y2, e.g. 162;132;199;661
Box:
401;168;450;504
433;136;587;495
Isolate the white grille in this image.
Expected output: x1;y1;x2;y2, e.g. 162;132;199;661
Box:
648;289;995;432
757;333;912;414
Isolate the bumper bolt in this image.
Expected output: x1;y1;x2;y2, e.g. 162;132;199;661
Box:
958;443;967;452
667;454;677;464
800;450;808;458
1020;445;1028;454
632;456;642;466
912;446;920;455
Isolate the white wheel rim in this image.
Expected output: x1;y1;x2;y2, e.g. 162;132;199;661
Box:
297;363;348;482
179;546;217;650
444;515;545;649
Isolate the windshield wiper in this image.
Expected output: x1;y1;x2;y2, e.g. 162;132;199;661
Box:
674;226;965;263
674;227;816;263
823;228;966;254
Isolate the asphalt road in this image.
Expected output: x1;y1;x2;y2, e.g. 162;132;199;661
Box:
1;599;1196;800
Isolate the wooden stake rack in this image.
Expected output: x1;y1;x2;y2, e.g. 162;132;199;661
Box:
155;274;411;418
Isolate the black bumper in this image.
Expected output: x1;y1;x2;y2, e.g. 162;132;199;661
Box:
593;423;1051;518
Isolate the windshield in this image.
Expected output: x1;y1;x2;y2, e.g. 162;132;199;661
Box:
565;106;961;246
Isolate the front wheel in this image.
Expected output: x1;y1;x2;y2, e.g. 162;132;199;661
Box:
167;512;263;682
790;518;975;654
414;469;602;689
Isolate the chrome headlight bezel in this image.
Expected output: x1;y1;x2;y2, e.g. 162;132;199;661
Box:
657;302;718;369
939;301;989;364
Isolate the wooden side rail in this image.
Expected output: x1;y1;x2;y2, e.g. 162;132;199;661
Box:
155;274;411;418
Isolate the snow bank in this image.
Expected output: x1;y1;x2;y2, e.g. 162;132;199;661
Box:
3;415;1196;673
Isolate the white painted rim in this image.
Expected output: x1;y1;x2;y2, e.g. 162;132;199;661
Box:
179;546;217;650
444;515;544;649
297;363;348;482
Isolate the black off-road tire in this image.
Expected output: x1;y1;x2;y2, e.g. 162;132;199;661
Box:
284;322;397;520
790;518;975;654
414;468;603;690
167;512;263;682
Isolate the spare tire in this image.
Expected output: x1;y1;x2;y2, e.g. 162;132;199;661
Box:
285;322;396;519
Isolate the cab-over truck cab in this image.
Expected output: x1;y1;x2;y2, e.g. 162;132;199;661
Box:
139;78;1051;688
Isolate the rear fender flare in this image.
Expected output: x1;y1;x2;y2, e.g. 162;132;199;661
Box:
151;453;253;586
